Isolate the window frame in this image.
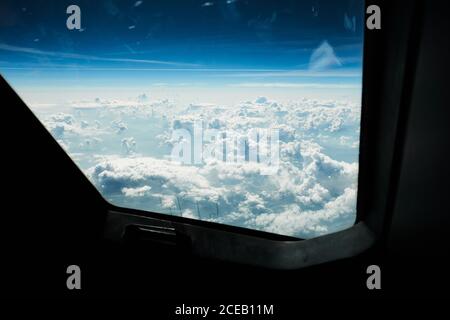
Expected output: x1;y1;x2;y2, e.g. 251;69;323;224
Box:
101;0;424;269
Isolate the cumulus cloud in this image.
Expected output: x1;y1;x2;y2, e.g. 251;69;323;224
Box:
122;185;151;197
38;93;360;239
88;135;358;238
45;112;95;139
255;96;268;104
121;137;136;154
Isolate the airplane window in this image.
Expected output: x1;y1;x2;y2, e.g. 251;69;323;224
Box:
0;0;364;239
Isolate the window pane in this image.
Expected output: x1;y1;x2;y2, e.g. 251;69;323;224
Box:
0;0;364;239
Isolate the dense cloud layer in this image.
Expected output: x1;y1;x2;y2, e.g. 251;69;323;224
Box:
39;94;361;239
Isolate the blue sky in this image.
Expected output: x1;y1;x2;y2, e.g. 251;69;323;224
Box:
0;0;364;95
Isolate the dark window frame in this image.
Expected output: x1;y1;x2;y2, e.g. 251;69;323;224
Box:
102;0;425;269
0;0;419;269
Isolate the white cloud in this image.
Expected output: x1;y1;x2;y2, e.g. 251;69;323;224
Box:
0;43;201;67
309;41;342;71
88;135;358;238
121;137;136;154
37;94;360;239
250;187;356;237
45;112;100;139
255;96;268;104
122;185;151;197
